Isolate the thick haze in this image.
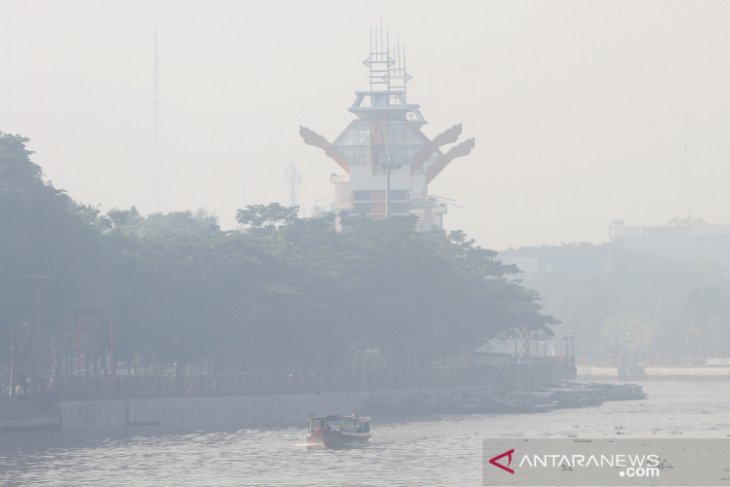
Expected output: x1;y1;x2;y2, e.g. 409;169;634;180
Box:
2;0;730;249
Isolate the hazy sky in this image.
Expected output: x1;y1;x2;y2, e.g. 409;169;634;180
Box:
3;0;730;249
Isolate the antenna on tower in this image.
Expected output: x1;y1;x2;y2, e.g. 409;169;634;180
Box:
683;116;691;219
363;22;394;92
284;162;302;209
363;23;411;100
153;15;160;212
390;40;412;97
241;157;248;207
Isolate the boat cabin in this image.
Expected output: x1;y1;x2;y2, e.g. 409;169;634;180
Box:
308;414;370;434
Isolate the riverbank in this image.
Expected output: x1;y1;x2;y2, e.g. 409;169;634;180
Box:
1;361;580;433
0;397;59;432
1;381;721;487
0;380;644;433
578;364;730;380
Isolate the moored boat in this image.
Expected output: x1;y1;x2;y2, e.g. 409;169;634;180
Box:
306;414;371;448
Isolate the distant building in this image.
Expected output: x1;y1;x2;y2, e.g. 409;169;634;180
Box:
610;220;730;267
300;28;474;231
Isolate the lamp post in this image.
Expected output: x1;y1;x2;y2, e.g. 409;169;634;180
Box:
28;274;51;392
569;330;575;359
9;325;15;396
379;154;396;218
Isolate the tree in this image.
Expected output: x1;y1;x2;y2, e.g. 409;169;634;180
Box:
236;203;298;230
0;133;104;383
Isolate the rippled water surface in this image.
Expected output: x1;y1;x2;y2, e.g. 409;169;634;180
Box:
1;381;729;486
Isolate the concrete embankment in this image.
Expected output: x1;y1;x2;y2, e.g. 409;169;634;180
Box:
0;397;59;432
2;361;578;433
59;391;370;431
578;365;730;380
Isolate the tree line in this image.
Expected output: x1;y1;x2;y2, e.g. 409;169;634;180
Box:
0;132;555;384
501;242;730;363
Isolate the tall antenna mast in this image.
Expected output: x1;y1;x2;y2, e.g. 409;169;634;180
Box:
284;161;302;209
390;40;412;97
241;157;248;207
363;22;393;92
153;16;160;212
683;117;691;219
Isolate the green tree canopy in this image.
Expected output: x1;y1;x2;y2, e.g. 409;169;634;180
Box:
0;133;557;380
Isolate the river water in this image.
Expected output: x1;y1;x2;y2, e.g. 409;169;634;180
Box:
1;381;728;486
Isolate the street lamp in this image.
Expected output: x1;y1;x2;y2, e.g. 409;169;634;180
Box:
9;325;15;396
28;274;51;392
379;153;401;218
9;321;32;396
569;330;575;359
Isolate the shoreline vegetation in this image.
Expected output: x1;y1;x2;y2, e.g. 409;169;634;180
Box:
1;132;555;398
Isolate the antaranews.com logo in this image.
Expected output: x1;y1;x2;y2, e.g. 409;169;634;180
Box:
488;448;661;479
482;439;730;486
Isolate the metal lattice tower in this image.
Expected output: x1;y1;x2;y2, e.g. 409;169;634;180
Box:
284;161;302;208
153;16;160;212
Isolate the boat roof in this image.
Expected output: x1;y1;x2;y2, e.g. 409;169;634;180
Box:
310;414;370;422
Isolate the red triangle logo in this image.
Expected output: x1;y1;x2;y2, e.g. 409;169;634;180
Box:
489;448;515;474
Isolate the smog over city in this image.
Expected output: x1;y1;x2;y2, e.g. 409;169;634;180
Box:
2;2;730;486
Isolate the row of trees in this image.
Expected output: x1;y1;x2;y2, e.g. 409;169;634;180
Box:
501;243;730;363
0;133;555;384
